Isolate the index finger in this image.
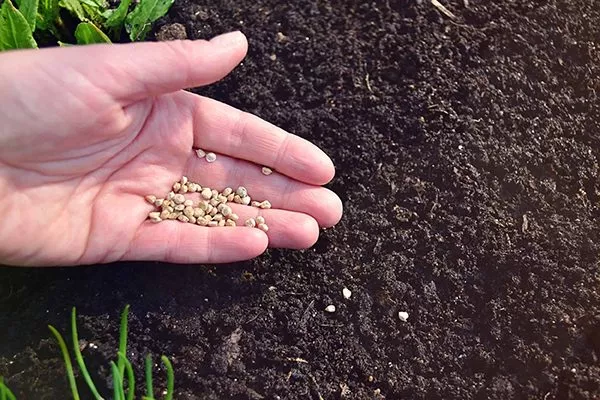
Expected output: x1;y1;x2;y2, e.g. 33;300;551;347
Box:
189;94;336;186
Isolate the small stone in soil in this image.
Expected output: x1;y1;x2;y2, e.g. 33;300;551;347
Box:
325;305;336;313
398;311;409;322
343;288;352;299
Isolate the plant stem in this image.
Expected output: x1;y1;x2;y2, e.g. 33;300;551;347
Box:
161;356;174;400
117;305;130;384
145;354;154;399
71;308;104;400
48;325;81;400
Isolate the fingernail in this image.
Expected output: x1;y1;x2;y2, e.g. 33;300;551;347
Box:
210;31;245;47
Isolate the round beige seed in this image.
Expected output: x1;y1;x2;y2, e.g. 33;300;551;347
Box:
225;219;236;227
183;206;194;218
227;194;235;202
218;195;227;204
211;189;219;197
199;201;209;211
245;218;256;228
201;188;212;200
193;208;205;218
189;216;197;224
184;199;194;207
209;198;219;207
160;209;170;219
233;195;242;204
164;206;174;213
174;204;185;211
251;201;261;207
180;185;188;194
197;218;208;226
261;167;273;176
255;216;265;225
148;211;161;219
229;213;239;221
145;195;157;204
236;186;248;197
222;187;233;196
173;182;181;192
206;204;213;214
154;198;164;207
188;183;198;193
168;212;180;220
257;223;269;232
177;215;190;223
218;219;226;227
212;213;223;222
173;194;185;204
209;207;218;216
181;176;188;185
167;192;175;200
221;205;232;217
195;148;206;158
241;196;251;206
208;220;218;227
259;200;272;209
206;152;217;163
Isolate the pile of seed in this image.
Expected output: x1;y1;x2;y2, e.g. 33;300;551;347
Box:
145;176;270;232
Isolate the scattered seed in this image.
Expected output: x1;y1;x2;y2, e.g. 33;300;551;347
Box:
325;305;336;313
206;204;213;214
194;208;205;218
173;194;185;204
236;186;248;197
148;211;161;220
201;188;212;200
154;198;164;207
218;219;226;227
343;288;352;299
173;182;181;192
209;207;218;216
209;198;219;207
145;195;157;204
189;216;197;224
160;210;170;219
218;195;228;204
212;214;224;222
167;192;175;200
227;193;235;202
222;187;233;196
257;223;269;232
242;196;251;206
181;176;188;185
229;213;239;221
255;216;265;225
206;152;217;163
221;205;232;217
199;201;209;211
251;201;261;207
261;167;273;175
208;220;218;227
180;185;188;194
183;206;194;218
168;212;180;220
233;195;242;204
184;199;194;207
197;218;208;226
165;206;174;213
245;218;256;228
398;311;409;322
225;219;236;227
174;204;185;211
188;183;198;193
195;148;206;158
259;200;271;209
177;215;190;223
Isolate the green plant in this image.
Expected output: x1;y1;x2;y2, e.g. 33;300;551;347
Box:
0;305;175;400
0;0;172;51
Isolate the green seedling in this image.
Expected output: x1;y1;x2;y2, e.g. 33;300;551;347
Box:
0;305;175;399
0;0;172;50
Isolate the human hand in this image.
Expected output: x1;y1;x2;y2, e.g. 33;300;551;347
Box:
0;31;343;267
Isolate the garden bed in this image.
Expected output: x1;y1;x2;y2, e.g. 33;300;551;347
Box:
1;0;600;398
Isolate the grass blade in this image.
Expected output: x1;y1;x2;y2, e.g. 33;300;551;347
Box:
110;362;125;400
117;352;135;400
160;356;174;400
145;354;154;399
71;307;103;400
48;325;80;400
117;305;130;383
0;377;15;400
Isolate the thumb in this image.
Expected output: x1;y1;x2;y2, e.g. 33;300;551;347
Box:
47;31;248;103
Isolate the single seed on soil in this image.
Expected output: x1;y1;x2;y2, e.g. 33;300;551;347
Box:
201;188;212;200
208;220;218;227
218;219;226;227
398;311;409;322
229;213;239;221
225;219;236;227
177;215;189;223
343;288;352;299
222;187;233;196
174;204;185;211
255;216;265;225
221;205;232;217
173;182;181;192
259;200;271;209
183;206;194;217
145;195;157;204
195;148;206;158
325;305;336;313
184;199;194;207
262;167;273;175
242;196;251;205
206;152;217;163
154;198;164;207
251;201;261;207
257;223;269;232
236;186;248;197
245;218;256;228
173;194;185;204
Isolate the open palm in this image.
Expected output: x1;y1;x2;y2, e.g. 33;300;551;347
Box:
0;32;342;267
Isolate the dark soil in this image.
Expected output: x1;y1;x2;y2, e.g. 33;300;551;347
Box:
2;0;600;399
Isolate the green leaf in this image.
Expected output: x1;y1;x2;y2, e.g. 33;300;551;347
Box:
81;2;103;26
0;0;38;50
74;21;110;44
161;356;174;400
18;0;38;31
58;0;85;20
124;0;172;41
145;354;154;399
104;0;129;39
117;305;130;386
36;0;59;31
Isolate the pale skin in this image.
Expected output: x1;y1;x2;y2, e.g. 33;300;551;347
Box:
0;31;343;267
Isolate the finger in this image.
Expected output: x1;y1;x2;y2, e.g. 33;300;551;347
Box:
189;94;335;185
124;221;268;264
225;205;320;249
3;31;249;103
183;151;343;228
